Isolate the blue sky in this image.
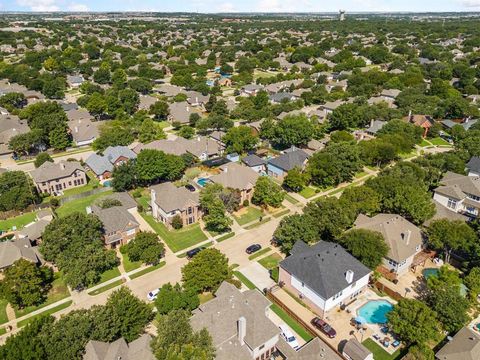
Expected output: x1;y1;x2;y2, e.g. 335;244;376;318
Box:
2;0;480;13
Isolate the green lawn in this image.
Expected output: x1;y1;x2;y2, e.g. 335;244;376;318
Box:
14;272;71;318
284;193;299;204
420;139;432;147
88;279;125;296
217;232;235;242
122;253;142;273
61;173;100;197
140;213;207;253
399;150;417;159
17;300;73;328
0;211;37;232
270;304;313;342
157;121;170;129
248;247;271;260
429;137;450;146
245;217;271;230
55;190;113;217
273;209;290;218
129;261;166;280
233;207;264;226
258;253;282;270
362;339;404;360
0;299;9;325
96;267;121;285
299;186;317;199
233;271;256;290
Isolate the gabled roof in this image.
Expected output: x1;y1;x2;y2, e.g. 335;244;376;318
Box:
90;196;139;237
103;146;136;163
279;241;371;300
342;338;372;360
30;161;85;183
353;214;423;263
242;154;266;167
83;334;154;360
466;157;480;174
268;149;309;172
436;171;480;198
435;327;480;360
85;153;114;176
0;238;40;269
210;162;259;191
150;182;199;213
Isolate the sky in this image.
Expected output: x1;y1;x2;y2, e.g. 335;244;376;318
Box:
1;0;480;13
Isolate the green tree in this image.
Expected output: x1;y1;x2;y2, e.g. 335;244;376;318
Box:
182;248;232;293
86;92;107;119
34;152;53;168
387;298;439;345
154;283;200;315
465;267;480;299
92;123;135;151
339;186;381;217
339;229;389;269
222;125;258;154
0;171;38;211
178;126;195;139
273;114;315;148
138;118;166;143
0;92;26;111
49;126;70;150
135;149;186;185
200;185;233;233
283;167;309;192
125;232;164;265
112;161;137;192
252;176;285;208
328;103;363;130
404;343;435;360
273;214;318;254
0;259;53;308
149;101;170;120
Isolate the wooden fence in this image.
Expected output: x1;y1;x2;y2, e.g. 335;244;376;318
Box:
374;281;403;301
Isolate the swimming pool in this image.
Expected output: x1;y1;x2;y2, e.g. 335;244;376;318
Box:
357;300;394;324
103;180;112;187
422;268;439;280
196;177;210;187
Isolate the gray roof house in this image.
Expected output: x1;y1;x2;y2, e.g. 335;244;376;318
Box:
168;101;201;124
68;118;102;146
269;92;298;104
267;148;309;178
342;338;373;360
466;156;480;177
85;146;136;179
83;334;154;360
435;326;480;360
365;119;387;136
242;154;266;168
0;114;30;155
210;162;259;203
67;74;84;88
353;214;424;274
0;237;42;269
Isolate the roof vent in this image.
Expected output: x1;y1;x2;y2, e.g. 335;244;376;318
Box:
345;270;354;284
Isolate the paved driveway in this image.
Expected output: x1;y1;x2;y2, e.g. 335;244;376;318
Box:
238;262;275;290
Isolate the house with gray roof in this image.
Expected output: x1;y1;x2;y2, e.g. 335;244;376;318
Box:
0;237;42;270
466;156;480;177
342;338;373;360
440;118;478;131
433;171;480;219
353;214;424;274
241;84;264;96
150;182;201;229
88;192;139;248
242;154;266;173
269;92;298;104
85;146;136;180
435;326;480;360
68;117;102;146
0;114;30;155
365;119;387;136
267;148;309;179
31;161;87;196
67;74;84;88
83;334;154;360
279;240;371;318
210;162;259;203
168;101;202;124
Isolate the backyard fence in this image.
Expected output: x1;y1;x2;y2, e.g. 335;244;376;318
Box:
58;187;110;205
373;281;403;301
0;203;50;220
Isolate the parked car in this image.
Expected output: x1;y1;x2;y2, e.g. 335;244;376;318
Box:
186;246;205;259
311;317;336;338
185;184;196;192
147;288;160;301
279;324;299;350
246;244;262;254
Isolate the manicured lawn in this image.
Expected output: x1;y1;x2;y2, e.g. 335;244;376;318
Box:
362;339;404;360
129;261;166;280
245;217;271;230
399;150;417;159
157;121;170;129
0;211;37;232
140;213;207;253
258;253;282;270
284;193;299;204
248;247;271;260
198;292;214;304
233;207;264;226
0;299;9;325
420;139;432;147
270;304;313;342
61;173;100;197
233;271;256;290
96;267;121;285
429;137;450;146
55;190;113;217
17;300;73;328
88;279;125;296
0;327;6;335
122;253;142;273
299;186;317;199
217;232;235;242
273;209;290;218
14;272;70;318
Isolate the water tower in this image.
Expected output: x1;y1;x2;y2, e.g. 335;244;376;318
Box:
339;10;345;21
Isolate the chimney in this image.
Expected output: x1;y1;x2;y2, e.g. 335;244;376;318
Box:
86;206;92;214
345;270;354;284
74;126;78;133
403;230;411;245
186;106;190;112
370;119;374;127
237;317;246;346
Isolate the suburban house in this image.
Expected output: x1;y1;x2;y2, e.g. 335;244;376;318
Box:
0;237;42;270
380;89;401;102
269;92;298;104
466;157;480;177
365;119;387;136
31;161;87;195
435;326;480;360
440;118;478;131
403;114;434;138
210;162;259;203
88;192;140;249
0;114;30;155
17;209;53;244
353;214;424;274
150;182;201;229
267;148;309;179
241;84;264;96
342;338;373;360
190;281;341;360
168;101;202;124
186;91;209;107
242;154;267;174
66;74;84;88
83;334;154;360
278;240;371;318
433;171;480;218
68;115;102;147
85;146;137;180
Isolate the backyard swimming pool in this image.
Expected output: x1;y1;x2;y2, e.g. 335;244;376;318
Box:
196;177;210;187
357;300;394;324
422;268;439;280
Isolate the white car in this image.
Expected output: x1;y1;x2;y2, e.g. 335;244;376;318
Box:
147;288;160;301
279;324;299;350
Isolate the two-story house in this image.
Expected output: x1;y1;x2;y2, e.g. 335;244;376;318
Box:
210;162;259;204
279;240;371;318
433;171;480;219
353;214;424;274
31;161;87;196
267;147;309;179
85;146;136;180
150;182;201;229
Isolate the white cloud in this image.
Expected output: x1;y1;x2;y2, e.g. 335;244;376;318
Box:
68;2;89;11
17;0;59;11
460;0;480;7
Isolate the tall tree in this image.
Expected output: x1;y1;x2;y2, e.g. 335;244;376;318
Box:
338;229;389;269
252;176;285;208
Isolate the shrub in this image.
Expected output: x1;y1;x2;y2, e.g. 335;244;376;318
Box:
171;214;183;229
243;199;249;207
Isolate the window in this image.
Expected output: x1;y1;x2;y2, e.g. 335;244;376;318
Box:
332;291;343;300
466;206;477;214
467;193;480;202
69;181;72;186
188;207;193;215
447;198;457;209
259;344;265;350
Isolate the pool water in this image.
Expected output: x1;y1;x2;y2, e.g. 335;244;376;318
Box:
197;178;210;187
422;268;439;280
357;300;394;324
103;180;112;187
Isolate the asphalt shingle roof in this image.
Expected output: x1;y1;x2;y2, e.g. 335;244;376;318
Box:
268;149;309;172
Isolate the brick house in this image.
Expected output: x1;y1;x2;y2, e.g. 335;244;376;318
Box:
210;162;259;204
31;161;87;195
